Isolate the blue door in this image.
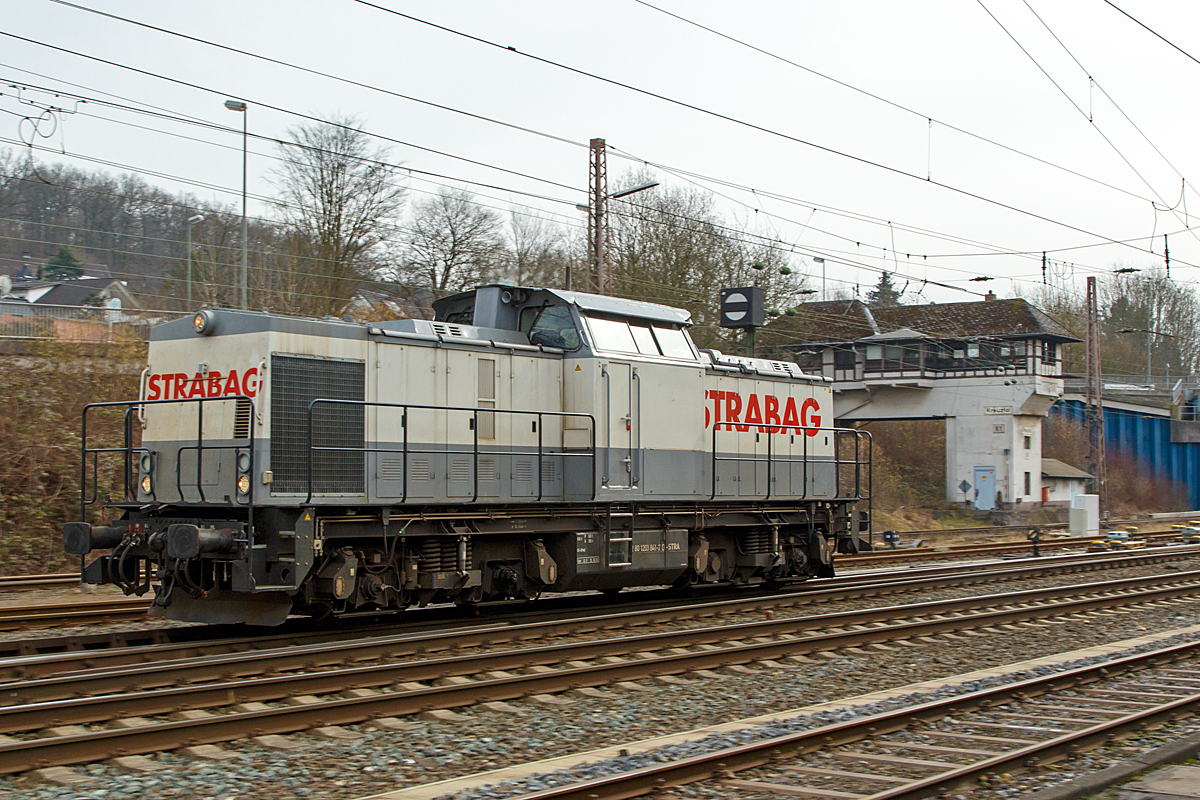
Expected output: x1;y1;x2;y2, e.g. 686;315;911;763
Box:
973;466;996;510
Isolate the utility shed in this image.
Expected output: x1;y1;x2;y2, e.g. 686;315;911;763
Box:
1040;458;1091;504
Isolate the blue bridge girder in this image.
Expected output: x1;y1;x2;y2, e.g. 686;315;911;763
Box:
1051;398;1200;509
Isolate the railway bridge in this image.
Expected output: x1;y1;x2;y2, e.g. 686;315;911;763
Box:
1053;379;1200;510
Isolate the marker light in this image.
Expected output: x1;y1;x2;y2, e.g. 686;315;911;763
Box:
237;475;251;495
140;476;152;494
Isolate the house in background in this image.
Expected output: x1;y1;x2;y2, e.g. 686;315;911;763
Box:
4;277;138;308
1040;458;1092;505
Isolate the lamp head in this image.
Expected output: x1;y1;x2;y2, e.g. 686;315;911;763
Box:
224;100;247;112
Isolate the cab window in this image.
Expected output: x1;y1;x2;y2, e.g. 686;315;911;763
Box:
521;304;581;350
651;324;696;359
586;315;638;354
584;313;697;360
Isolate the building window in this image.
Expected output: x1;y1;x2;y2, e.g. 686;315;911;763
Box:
1023;435;1032;450
1041;341;1057;365
834;347;856;368
1024;471;1031;496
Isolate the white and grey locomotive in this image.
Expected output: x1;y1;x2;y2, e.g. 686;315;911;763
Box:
65;285;871;625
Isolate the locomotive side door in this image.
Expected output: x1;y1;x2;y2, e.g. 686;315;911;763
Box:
601;361;636;490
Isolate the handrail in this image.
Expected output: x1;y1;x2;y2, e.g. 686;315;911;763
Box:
631;369;641;488
79;396;257;543
709;422;871;502
601;365;610;487
303;399;596;504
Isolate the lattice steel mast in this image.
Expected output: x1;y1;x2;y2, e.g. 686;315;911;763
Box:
587;138;609;295
1084;276;1106;508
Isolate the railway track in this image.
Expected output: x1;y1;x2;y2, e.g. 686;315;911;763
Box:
3;546;1195;673
846;529;1190;566
505;638;1200;800
0;531;1195;635
0;566;1197;774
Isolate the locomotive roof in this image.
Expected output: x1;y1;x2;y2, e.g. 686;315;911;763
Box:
433;285;692;326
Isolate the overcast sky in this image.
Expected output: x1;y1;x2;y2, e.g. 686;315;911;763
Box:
4;0;1199;304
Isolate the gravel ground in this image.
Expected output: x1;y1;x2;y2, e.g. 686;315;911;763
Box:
1;583;1198;799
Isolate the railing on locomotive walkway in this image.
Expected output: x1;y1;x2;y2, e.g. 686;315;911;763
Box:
709;423;873;503
304;399;598;504
0;301;189;343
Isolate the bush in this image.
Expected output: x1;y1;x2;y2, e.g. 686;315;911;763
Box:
0;339;145;574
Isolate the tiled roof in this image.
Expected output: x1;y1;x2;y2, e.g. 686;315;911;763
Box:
765;298;1080;346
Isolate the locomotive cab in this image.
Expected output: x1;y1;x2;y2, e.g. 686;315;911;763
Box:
66;285;870;625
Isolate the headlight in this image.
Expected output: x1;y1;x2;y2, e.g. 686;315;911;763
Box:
140;476;152;494
139;454;151;473
237;475;251;495
193;309;217;335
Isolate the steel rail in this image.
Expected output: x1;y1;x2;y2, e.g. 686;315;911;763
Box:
1;546;1194;683
0;598;150;630
504;638;1200;800
0;571;1197;748
0;573;79;590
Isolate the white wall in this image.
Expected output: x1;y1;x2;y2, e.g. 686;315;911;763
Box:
834;373;1061;507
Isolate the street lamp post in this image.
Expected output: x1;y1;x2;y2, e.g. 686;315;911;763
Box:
1118;327;1175;387
812;257;826;301
574;180;658;294
224;100;248;310
186;214;204;308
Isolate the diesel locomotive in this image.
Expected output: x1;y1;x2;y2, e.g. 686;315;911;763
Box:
65;285;871;625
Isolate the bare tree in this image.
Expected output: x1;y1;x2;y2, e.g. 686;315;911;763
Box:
271;115;405;315
505;206;572;288
400;188;505;296
607;170;809;349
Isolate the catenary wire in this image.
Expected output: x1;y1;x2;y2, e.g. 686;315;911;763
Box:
3;27;1172;292
629;0;1155;206
976;0;1200;251
39;0;1175;274
0;30;581;197
349;0;1194;266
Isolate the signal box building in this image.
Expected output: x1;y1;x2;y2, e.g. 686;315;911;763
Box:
770;297;1081;509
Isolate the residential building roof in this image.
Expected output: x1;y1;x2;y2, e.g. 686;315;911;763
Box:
7;278;138;308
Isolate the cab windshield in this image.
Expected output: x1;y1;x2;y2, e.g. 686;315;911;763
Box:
519;304;581;350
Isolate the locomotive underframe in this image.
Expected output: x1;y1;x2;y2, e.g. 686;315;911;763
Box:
71;498;864;625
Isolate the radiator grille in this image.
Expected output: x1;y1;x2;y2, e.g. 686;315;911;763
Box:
515;459;533;482
380;458;404;481
270;354;365;493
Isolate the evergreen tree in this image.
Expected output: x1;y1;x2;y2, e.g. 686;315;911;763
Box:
867;271;902;307
41;244;84;280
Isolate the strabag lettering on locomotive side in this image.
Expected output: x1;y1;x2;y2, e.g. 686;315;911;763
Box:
146;368;259;401
703;390;821;436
